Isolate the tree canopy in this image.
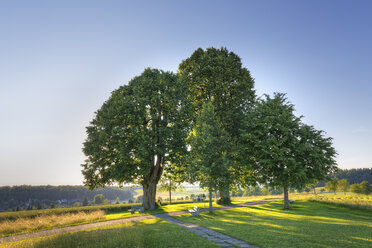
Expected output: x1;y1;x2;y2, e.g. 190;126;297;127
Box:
178;47;256;202
187;101;231;210
82;68;191;209
243;93;338;209
80;47;339;210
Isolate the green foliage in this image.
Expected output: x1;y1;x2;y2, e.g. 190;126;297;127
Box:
359;181;372;195
179;47;256;197
157;176;184;204
351;181;372;195
93;194;105;205
82;197;89;206
243;93;338;208
317;168;372;186
187;102;231;192
82;68;191;209
325;177;339;193
0;185;134;211
338;178;350;193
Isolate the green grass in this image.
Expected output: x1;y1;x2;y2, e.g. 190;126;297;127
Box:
1;218;218;248
174;200;372;248
310;193;372;209
0;196;275;237
0;203;142;221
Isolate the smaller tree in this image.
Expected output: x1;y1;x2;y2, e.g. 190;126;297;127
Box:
359;181;372;195
93;194;105;205
187;101;231;212
157;175;184;205
350;183;362;194
338;179;350;194
82;197;89;206
325;178;339;193
243;93;337;209
115;197;120;204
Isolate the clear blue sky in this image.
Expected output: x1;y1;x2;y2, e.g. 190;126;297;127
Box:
1;1;371;186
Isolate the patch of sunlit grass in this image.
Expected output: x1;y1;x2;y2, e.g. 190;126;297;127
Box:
1;218;218;248
0;210;105;237
175;200;372;248
309;194;372;209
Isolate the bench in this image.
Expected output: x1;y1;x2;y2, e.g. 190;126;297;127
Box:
188;205;200;216
128;206;144;214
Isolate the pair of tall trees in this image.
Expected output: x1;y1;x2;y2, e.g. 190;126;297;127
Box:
82;47;337;210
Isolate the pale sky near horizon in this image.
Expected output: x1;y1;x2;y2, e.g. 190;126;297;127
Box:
0;0;371;186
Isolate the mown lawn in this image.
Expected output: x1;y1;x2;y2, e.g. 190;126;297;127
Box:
175;200;372;248
1;218;218;248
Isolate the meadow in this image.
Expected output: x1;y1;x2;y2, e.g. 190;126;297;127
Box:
1;193;371;247
174;200;372;248
310;193;372;209
0;195;275;237
0;218;218;248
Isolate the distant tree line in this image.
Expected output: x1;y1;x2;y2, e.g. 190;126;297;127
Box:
325;177;372;195
317;168;372;187
0;185;134;211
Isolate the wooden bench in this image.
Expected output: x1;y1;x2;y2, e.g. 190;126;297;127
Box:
188;206;200;216
128;206;144;214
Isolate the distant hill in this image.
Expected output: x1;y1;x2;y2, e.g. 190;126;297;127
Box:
0;185;134;211
317;168;372;187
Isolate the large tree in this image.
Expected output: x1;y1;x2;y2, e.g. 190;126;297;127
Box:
82;68;191;209
187;101;231;212
243;93;337;209
179;47;256;203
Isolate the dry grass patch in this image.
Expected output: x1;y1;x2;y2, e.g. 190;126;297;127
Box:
0;210;105;237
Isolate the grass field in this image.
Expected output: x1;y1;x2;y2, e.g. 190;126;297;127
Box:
0;218;218;248
2;193;372;247
0;210;105;237
0;195;274;237
175;200;372;248
310;194;372;209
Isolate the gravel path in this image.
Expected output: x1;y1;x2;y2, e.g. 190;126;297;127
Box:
0;199;278;244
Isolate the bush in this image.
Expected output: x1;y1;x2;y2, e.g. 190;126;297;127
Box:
94;194;105;205
351;181;371;195
217;198;231;205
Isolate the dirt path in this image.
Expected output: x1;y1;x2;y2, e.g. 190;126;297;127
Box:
0;199;278;244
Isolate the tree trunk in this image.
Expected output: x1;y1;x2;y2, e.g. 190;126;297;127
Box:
169;188;172;205
143;182;157;210
142;155;163;210
219;190;230;204
283;186;290;209
209;189;213;213
313;187;316;195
